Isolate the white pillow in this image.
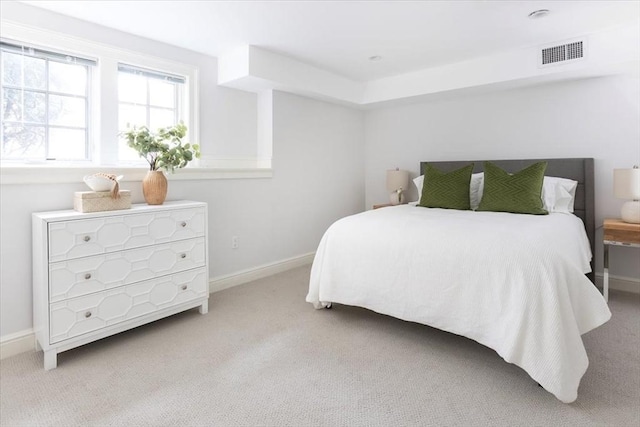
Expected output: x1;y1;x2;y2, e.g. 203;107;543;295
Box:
414;173;484;207
469;173;484;210
542;176;578;213
413;175;424;199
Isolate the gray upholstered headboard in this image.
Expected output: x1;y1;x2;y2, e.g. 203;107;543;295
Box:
420;158;595;282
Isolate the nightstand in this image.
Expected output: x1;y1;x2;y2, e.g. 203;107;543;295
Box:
373;203;393;209
603;219;640;302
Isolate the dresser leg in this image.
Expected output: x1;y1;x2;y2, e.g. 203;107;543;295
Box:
199;299;208;315
44;350;57;370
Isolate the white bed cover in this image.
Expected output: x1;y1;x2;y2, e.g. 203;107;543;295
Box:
307;205;611;403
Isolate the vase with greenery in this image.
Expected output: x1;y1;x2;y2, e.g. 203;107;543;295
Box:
121;122;200;205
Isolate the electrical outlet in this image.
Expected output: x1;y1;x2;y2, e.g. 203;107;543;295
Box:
231;236;239;249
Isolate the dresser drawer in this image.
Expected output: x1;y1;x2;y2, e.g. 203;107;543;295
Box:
47;207;205;262
49;237;206;302
49;267;208;344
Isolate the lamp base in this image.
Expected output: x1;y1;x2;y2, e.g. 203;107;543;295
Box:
621;200;640;223
389;190;404;206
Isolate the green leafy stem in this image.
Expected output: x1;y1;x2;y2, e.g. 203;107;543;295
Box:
120;122;201;172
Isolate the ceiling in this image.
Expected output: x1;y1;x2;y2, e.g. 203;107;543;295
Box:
16;0;640;82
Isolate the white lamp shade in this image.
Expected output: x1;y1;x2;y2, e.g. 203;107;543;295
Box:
613;168;640;200
386;169;409;192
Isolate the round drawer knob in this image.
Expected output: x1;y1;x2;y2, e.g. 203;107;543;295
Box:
181;285;187;290
84;311;92;318
84;273;92;280
181;221;187;227
180;253;186;259
83;236;91;242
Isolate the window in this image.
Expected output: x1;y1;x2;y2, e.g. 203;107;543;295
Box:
1;41;95;161
117;64;185;162
0;22;198;169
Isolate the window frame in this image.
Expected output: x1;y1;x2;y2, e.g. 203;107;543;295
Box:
116;63;185;164
1;41;95;162
0;21;199;167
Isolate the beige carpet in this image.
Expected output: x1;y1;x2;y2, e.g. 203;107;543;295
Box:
1;265;639;426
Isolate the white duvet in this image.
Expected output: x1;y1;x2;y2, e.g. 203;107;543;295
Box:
306;205;611;403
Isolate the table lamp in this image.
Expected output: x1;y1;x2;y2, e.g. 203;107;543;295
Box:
386;168;409;205
613;165;640;223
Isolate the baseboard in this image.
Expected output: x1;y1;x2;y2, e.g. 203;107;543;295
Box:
0;329;35;360
7;257;629;360
594;272;640;294
209;252;315;293
0;253;315;360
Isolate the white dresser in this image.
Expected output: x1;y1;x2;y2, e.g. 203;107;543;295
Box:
32;200;209;370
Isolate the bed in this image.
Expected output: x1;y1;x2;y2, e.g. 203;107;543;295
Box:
306;158;611;403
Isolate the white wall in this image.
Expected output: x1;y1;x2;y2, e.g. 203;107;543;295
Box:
0;4;366;338
364;75;640;280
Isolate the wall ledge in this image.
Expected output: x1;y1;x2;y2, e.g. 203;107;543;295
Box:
0;164;273;185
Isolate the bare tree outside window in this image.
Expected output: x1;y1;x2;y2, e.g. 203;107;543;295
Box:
1;46;90;161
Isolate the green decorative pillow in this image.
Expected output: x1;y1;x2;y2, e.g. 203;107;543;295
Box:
419;163;474;210
477;161;549;215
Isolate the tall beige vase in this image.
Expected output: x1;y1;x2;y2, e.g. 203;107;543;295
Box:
142;171;168;205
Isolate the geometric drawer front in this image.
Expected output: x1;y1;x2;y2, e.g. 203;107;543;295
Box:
49;237;206;302
48;207;205;262
49;267;208;344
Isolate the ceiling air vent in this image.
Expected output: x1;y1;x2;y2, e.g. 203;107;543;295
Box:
539;40;585;67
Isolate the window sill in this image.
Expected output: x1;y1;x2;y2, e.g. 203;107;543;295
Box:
0;164;273;185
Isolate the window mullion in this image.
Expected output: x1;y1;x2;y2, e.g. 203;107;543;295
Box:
97;57;119;165
174;84;178;125
44;59;50;160
146;77;151;128
85;64;90;160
